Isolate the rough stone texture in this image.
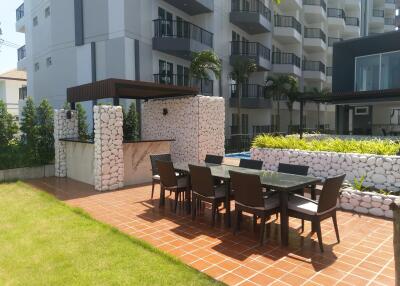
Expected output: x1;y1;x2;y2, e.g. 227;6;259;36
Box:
251;147;400;191
142;96;225;163
94;106;124;192
54;110;78;177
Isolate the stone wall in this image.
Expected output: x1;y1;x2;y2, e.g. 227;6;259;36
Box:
251;148;400;192
54;109;78;177
93;106;124;192
142;96;225;163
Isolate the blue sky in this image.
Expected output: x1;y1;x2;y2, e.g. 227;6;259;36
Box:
0;0;25;74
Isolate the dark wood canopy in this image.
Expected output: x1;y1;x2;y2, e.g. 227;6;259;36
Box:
67;78;198;103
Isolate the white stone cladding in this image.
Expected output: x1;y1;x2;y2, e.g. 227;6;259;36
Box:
252;148;400;192
142;95;225;163
54;109;78;177
93;106;124;192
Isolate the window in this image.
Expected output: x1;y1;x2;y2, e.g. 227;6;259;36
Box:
34;62;40;71
45;7;50;17
33;16;38;26
354;106;369;115
158;60;173;84
390;108;400;124
158;7;173;36
177;65;189;86
380;51;400;90
46;57;52;67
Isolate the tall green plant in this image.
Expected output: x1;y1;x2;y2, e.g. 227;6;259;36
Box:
36;100;54;164
123;102;139;141
0;100;18;147
76;103;89;140
190;50;222;81
20;97;38;160
285;76;300;133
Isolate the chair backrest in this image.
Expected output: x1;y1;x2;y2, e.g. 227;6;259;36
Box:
157;160;177;188
229;171;264;208
278;163;309;176
317;174;346;214
189;164;215;197
150;154;172;175
239;159;263;170
205;154;224;165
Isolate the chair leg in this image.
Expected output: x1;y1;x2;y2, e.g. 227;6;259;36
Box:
253;214;257;232
301;219;305;233
260;216;267;246
315;219;324;252
233;209;240;234
211;202;217;227
151;180;155;199
192;196;197;221
173;192;179;213
332;213;340;243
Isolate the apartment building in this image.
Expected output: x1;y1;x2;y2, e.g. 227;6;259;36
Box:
0;69;27;118
15;0;396;137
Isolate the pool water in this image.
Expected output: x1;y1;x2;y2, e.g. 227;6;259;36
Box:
225;151;251;159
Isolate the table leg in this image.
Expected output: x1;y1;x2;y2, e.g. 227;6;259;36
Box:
279;191;289;246
225;181;231;228
310;184;317;232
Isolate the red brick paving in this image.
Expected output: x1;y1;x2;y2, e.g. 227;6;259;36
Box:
27;177;395;286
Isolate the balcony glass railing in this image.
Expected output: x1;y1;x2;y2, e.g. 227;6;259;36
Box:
153;74;213;96
231;41;271;61
326;67;333;76
274;15;302;34
385;18;395;25
327;8;345;18
345;17;360;26
230;84;265;98
17;45;26;61
16;3;24;21
231;0;272;21
304;28;326;43
153;19;213;48
328;37;342;47
272;52;301;68
303;0;326;12
373;9;384;18
385;0;395;4
302;60;326;73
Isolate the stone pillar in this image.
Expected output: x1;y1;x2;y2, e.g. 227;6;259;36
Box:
54;109;78;177
392;199;400;286
93;105;124;192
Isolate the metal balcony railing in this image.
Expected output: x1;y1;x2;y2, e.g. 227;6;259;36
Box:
385;18;395;25
17;45;26;61
274;15;302;34
231;0;272;21
302;60;326;73
153;74;213;96
231;41;271;61
153;19;213;48
230;84;265;99
16;4;24;21
272;52;301;68
327;8;345;18
326;67;333;76
345;17;360;26
328;37;342;47
303;0;326;12
304;28;326;43
373;9;384;18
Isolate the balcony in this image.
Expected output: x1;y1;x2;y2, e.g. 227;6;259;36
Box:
303;0;327;23
273;15;302;44
230;0;272;34
302;60;326;81
152;19;213;60
16;3;25;33
303;28;327;52
229;84;272;109
344;16;360;36
385;0;396;11
327;8;345;30
230;41;271;71
326;66;332;84
272;52;301;76
327;37;342;54
345;0;361;10
370;9;385;28
384;17;396;31
153;74;214;96
162;0;213;15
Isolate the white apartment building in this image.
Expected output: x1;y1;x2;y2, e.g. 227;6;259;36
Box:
0;69;27;118
15;0;396;137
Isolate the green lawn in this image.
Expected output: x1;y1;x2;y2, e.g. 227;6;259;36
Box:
0;182;222;286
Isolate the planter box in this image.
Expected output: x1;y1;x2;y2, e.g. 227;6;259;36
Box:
251;147;400;193
0;165;55;182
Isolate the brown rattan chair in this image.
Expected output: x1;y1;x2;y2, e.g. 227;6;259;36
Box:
239;159;263;170
288;174;346;252
157;160;190;213
230;171;280;245
205;154;224;165
189;164;227;226
278;163;309;195
150;154;172;199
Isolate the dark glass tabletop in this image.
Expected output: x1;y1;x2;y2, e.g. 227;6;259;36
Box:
174;162;320;191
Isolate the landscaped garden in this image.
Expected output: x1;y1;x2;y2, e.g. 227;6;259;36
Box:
0;182;221;285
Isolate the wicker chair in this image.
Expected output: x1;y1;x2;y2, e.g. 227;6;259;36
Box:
205;154;224;165
239;159;263;170
278;163;309;195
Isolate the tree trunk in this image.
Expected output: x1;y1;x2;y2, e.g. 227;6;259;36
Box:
317;103;320;131
289;106;293;134
277;99;280;132
392;199;400;286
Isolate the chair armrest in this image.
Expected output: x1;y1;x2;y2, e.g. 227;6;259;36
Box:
289;194;318;204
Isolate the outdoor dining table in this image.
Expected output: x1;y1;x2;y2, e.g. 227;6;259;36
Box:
173;162;321;246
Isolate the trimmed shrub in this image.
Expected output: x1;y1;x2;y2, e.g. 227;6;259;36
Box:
0;100;18;147
76;103;89;140
123;102;139;141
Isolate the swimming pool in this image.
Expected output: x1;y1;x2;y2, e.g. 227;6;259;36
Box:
225;151;251;159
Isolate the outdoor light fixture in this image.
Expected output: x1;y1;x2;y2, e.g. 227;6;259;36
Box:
66;110;72;119
163;108;168;116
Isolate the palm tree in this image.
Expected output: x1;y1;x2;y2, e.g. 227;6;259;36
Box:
189;51;222;93
229;58;257;136
284;77;300;133
309;87;331;131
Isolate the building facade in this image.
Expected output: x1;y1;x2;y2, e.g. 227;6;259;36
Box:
333;31;400;136
0;69;27;118
15;0;397;137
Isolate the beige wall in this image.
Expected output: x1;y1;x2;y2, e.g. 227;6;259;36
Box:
66;142;94;185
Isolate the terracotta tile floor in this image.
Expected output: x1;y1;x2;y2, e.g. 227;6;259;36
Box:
27;178;395;286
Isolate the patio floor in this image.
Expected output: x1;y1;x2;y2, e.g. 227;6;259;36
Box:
27;177;395;286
